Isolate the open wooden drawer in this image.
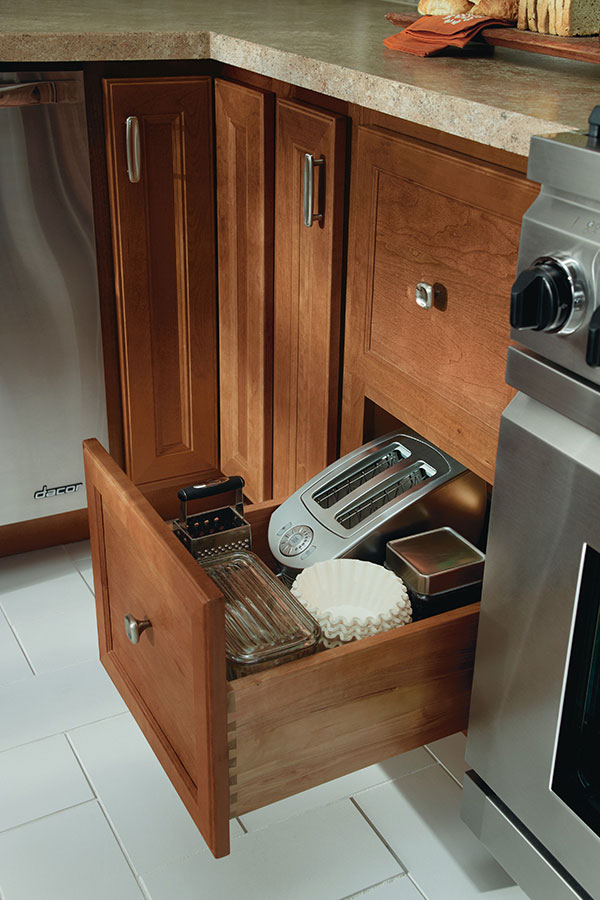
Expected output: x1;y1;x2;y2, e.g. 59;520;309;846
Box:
84;438;480;858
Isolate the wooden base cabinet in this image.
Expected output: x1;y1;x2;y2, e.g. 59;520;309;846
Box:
84;438;479;859
341;125;538;483
103;77;219;498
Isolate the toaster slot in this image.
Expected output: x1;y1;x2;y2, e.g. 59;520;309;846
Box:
312;443;410;509
335;461;435;530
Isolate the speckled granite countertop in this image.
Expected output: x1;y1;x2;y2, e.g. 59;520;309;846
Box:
0;0;598;155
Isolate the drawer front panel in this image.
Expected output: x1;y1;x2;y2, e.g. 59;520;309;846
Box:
102;508;197;778
342;126;538;482
369;169;518;422
84;439;230;858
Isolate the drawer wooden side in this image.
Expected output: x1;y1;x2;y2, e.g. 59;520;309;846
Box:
228;602;479;816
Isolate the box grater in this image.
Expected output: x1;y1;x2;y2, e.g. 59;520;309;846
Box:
172;475;251;561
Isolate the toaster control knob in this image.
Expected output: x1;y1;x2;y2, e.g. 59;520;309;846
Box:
279;525;314;557
511;259;574;332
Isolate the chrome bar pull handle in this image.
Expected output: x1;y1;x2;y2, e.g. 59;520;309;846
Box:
303;153;324;228
0;81;58;107
124;613;151;645
125;116;141;184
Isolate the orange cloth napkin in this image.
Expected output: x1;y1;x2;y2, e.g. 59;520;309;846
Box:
384;14;507;56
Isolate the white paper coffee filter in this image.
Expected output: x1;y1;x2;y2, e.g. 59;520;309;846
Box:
291;559;412;644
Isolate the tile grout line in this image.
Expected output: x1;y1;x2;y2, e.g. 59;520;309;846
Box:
65;543;95;597
63;732;99;799
96;800;153;900
423;747;464;789
66;733;151;899
0;604;36;676
338;873;413;899
349;796;408;874
0;710;129;757
74;565;95;597
237;760;438;837
407;872;431;899
235;815;248;834
0;797;97;836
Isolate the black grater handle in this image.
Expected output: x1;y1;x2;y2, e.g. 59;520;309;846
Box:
177;475;246;525
177;476;245;502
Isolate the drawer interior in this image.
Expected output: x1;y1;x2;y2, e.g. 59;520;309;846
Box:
229;501;479;815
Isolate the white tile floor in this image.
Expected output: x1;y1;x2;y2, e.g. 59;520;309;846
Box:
0;541;529;900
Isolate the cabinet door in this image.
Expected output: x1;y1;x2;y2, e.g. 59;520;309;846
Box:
273;99;347;498
215;79;274;503
341;126;538;484
103;77;218;489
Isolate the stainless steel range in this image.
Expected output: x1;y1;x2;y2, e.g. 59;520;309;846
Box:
462;108;600;900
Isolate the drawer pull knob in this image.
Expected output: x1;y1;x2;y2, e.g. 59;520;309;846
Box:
416;282;434;309
124;613;151;644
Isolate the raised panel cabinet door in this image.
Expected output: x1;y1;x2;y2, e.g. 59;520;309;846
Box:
103;77;218;488
215;79;274;503
273;99;347;498
83;438;230;857
341;126;538;484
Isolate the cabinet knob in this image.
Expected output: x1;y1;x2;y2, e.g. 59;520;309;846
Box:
124;613;151;645
416;282;434;309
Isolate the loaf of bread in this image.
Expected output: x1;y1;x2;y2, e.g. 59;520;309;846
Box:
470;0;518;18
417;0;474;15
518;0;600;33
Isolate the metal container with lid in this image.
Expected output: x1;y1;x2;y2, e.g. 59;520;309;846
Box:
201;550;321;677
385;527;485;620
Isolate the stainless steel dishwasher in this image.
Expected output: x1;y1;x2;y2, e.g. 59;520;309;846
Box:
0;72;108;528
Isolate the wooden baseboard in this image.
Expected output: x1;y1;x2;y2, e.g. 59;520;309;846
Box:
0;509;89;558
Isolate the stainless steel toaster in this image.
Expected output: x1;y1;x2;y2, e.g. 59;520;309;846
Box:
268;432;487;580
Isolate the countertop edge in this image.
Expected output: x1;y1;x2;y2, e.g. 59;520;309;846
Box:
0;27;579;156
209;32;572;156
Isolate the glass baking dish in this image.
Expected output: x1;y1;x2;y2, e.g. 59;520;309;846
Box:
201;551;321;677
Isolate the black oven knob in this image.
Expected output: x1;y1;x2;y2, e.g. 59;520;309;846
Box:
510;260;573;332
586;308;600;367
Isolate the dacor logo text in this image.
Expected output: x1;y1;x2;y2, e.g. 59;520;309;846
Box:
34;482;83;499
